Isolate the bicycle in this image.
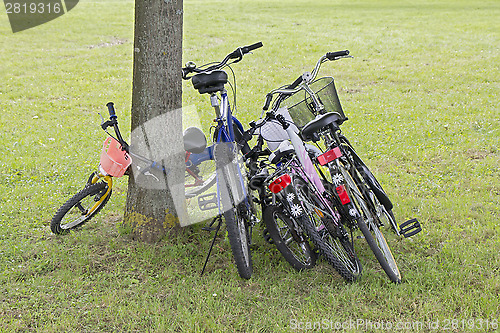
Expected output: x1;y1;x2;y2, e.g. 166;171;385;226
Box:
51;103;220;234
241;110;362;281
182;42;264;279
52;43;263;280
262;50;422;283
242;126;317;271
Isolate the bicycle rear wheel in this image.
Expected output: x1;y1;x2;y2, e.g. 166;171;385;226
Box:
295;176;362;282
263;205;316;271
51;182;112;234
215;143;253;279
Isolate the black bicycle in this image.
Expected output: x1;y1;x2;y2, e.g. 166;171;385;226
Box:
262;50;422;283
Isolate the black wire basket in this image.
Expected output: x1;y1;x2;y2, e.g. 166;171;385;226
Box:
285;77;346;128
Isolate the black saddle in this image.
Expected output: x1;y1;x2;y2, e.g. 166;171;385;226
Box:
192;70;228;94
301;112;343;141
183;127;207;154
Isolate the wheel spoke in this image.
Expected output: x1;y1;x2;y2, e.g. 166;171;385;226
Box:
75;202;87;214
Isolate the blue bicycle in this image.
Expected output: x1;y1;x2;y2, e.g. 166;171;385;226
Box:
182;42;263;279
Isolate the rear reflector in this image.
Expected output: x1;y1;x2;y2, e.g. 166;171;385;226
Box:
269;174;292;194
336;185;351;204
317;147;342;166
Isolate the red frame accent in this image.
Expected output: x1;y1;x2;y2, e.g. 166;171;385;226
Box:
317;147;342;166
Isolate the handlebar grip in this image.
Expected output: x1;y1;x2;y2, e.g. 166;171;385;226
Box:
326;50;350;60
230;42;263;59
106;102;117;119
182;61;197;79
242;41;263;54
275;114;289;129
288;75;303;89
181;68;190;80
263;93;273;111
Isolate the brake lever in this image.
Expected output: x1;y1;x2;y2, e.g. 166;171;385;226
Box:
98;112;105;126
99;114;117;130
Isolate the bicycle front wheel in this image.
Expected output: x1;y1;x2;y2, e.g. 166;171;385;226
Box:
51;182;112;235
340;164;401;283
216;143;253;279
263;205;316;271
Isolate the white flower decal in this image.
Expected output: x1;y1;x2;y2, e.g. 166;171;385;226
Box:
290;204;303;217
331;174;344;186
349;208;357;217
286;193;295;202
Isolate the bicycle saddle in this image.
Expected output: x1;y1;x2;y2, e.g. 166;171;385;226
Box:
183;127;207;154
192;70;228;94
301;112;343;141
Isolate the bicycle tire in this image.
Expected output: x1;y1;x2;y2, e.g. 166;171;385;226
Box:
215;143;253;279
340;164;401;283
340;139;393;210
51;182;111;235
342;143;399;233
263;205;316;271
295;176;362;282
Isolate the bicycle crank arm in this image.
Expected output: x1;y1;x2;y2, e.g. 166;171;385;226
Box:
399;218;422;238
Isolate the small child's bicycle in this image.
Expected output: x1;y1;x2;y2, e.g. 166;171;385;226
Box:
50;102;216;234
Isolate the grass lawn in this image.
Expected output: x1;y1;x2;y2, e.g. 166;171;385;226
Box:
0;0;499;331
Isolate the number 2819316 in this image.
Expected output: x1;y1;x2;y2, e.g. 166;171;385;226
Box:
5;2;62;14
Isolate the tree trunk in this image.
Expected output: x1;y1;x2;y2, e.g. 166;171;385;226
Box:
124;0;184;242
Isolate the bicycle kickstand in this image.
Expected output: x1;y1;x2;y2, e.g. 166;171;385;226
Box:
200;215;223;276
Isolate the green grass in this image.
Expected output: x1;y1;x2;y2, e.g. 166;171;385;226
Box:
1;0;499;331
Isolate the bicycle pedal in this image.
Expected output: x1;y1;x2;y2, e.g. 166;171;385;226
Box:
263;228;274;244
198;193;218;211
399;218;422;238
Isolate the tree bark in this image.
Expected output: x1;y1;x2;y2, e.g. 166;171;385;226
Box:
124;0;184;242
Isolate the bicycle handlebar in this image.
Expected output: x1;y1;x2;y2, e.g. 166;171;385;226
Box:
241;109;288;143
289;76;304;89
243;41;264;53
239;110;279;159
228;41;263;59
182;42;263;79
262;50;351;110
101;102;129;152
326;50;349;60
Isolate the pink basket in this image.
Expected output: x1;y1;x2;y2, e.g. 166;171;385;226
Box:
100;137;132;177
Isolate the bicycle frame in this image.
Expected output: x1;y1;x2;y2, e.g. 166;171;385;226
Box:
211;90;251;215
269;118;342;226
93;125;216;197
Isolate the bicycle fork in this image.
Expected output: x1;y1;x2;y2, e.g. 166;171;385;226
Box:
88;172;113;213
